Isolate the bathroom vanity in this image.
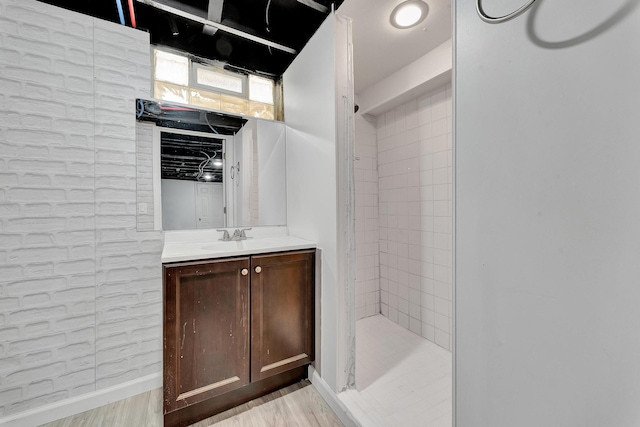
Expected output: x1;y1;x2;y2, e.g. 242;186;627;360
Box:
162;233;316;427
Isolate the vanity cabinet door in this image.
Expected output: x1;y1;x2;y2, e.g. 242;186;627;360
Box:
164;257;250;414
250;250;315;382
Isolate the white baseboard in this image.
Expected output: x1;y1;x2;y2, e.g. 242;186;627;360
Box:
0;372;162;427
308;366;360;427
3;368;361;427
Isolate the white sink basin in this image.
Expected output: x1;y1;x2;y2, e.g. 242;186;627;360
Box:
200;241;245;251
200;238;283;252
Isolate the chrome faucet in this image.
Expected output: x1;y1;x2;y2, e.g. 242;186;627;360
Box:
216;229;231;241
232;228;252;240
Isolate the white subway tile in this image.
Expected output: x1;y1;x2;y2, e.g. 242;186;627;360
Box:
372;85;452;348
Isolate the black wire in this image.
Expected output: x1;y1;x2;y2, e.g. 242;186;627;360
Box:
265;0;272;32
205;113;220;134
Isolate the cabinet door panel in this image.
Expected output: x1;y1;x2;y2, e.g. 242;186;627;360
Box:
164;257;250;413
251;250;315;381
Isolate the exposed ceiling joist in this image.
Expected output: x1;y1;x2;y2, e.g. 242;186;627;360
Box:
135;0;298;54
297;0;329;13
207;0;224;21
203;0;224;36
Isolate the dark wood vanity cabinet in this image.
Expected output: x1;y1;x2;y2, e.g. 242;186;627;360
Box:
163;249;315;427
163;257;251;414
250;251;315;382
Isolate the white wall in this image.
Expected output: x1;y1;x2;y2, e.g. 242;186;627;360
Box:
249;121;260;226
456;1;640;425
256;120;287;226
135;123;155;230
0;0;162;421
161;179;223;230
284;15;339;391
284;14;355;393
161;179;197;230
377;84;453;350
93;17;161;391
354;114;380;320
232;123;253;226
358;39;452;116
227;119;287;228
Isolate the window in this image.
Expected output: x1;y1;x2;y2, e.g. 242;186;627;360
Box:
152;48;277;121
154;81;188;104
194;64;244;95
249;75;274;104
189;89;221;110
154;50;189;86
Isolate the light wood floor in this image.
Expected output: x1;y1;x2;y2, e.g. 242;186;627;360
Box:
40;380;343;427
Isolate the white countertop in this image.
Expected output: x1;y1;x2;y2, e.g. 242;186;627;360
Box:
162;234;317;263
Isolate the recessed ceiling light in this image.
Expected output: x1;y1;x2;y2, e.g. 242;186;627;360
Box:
213;160;223;167
390;0;429;29
203;174;212;180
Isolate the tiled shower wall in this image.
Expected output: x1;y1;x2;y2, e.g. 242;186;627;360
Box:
354;114;380;320
377;84;453;350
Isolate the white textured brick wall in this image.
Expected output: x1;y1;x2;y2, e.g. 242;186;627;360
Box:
0;0;162;417
93;18;163;390
136;123;155;231
0;1;97;416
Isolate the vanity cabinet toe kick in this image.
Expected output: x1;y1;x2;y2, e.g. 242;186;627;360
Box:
162;249;316;427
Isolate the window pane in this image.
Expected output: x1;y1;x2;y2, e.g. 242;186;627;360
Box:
154;50;189;86
249;75;274;105
249;101;274;120
154;81;188;104
197;67;243;93
220;94;249;115
190;89;221;110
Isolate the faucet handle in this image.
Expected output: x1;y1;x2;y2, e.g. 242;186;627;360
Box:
239;228;252;238
216;229;230;241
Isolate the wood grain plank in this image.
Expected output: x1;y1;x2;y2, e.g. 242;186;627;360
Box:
143;387;163;427
282;383;344;427
38;381;342;427
113;389;151;426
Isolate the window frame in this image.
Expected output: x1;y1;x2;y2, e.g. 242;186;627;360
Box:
190;62;248;98
151;46;278;120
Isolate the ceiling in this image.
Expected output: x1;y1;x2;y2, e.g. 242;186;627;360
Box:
337;0;451;94
36;0;451;182
37;0;343;76
35;0;452;184
160;132;225;182
137;99;247;182
36;0;451;98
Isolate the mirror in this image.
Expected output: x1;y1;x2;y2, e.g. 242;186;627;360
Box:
135;99;287;231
